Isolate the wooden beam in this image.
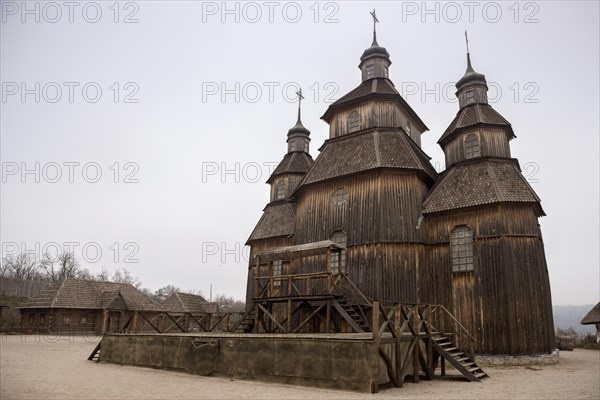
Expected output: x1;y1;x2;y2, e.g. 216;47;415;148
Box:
292;303;325;334
257;303;287;333
332;299;364;333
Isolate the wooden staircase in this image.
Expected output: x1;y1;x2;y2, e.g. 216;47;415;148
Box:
335;298;370;332
232;308;257;333
87;341;102;362
431;335;487;382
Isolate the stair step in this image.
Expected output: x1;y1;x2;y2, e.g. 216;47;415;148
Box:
467;367;480;373
474;372;487;379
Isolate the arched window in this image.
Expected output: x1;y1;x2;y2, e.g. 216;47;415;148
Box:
276;180;286;200
383;66;389;78
348;111;360;133
331;188;348;206
329;230;347;274
405;121;412;136
464;133;481;159
451;226;474;272
289;139;297;152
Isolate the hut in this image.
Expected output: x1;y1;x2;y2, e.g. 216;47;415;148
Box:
17;278;161;334
581;302;600;343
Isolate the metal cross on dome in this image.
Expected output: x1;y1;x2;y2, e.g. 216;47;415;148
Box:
370;9;379;32
296;88;304;110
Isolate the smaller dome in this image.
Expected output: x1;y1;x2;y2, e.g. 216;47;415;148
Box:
456;53;486;91
287;109;310;137
287;120;310;137
360;38;390;64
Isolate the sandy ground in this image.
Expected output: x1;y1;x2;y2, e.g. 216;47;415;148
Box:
1;335;599;400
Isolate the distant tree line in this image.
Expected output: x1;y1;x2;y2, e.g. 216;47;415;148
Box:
0;250;242;308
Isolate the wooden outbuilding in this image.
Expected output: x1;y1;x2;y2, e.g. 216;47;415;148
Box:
17;278;161;334
581;302;600;343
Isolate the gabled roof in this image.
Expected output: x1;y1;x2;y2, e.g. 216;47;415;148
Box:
321;78;428;132
298;129;437;187
439;104;514;146
423;158;544;215
17;278;161;311
162;292;207;314
581;302;600;325
267;152;314;183
247;201;296;244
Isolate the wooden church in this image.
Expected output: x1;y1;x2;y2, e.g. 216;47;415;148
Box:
244;19;554;356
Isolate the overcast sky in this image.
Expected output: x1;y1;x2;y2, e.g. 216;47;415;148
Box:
1;1;598;304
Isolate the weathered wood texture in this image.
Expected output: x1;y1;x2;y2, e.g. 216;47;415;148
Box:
423;204;554;355
328;100;422;145
444;128;511;167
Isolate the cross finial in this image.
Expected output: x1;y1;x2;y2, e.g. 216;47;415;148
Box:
370;9;379;44
295;88;304;123
464;30;473;70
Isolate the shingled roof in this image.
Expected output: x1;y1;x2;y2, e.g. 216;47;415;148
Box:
438;104;514;146
162;292;208;314
247;201;296;243
321;78;428;132
17;279;161;311
581;302;600;325
267;152;314;183
423;159;543;215
299;129;437;187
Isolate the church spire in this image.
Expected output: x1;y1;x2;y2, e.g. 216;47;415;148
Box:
287;88;310;153
359;9;391;82
455;31;488;109
370;9;379;46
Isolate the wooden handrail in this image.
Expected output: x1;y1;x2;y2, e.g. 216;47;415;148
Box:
340;273;372;306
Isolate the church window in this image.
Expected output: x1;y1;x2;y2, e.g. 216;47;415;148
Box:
80;316;87;325
384;66;389;78
331;188;348;206
272;260;282;286
64;315;71;325
329;230;347;274
303;141;309;153
348;111;360;133
40;315;45;324
29;314;34;324
290;140;297;152
451;226;474;273
366;62;375;79
465;133;481;159
405;121;412;136
276;180;286;200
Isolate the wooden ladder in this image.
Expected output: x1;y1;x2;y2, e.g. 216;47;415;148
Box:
431;335;487;382
87;341;102;362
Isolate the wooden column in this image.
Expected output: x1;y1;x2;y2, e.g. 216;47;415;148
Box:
287;299;292;333
101;310;109;334
395;304;402;386
372;301;380;340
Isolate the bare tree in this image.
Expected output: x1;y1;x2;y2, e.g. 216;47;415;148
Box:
154;285;180;302
95;267;111;282
1;253;43;280
41;251;81;282
111;268;141;288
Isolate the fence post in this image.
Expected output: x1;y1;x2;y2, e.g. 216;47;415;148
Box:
372;301;380;340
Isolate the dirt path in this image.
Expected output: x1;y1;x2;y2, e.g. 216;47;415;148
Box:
1;335;598;399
